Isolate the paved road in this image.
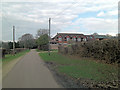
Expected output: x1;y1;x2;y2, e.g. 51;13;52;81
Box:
3;50;60;88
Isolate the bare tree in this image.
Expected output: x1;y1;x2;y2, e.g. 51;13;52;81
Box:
92;33;99;36
2;42;9;49
36;29;48;38
19;34;35;49
106;34;112;37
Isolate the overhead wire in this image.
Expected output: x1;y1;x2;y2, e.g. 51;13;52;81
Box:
51;1;80;26
3;1;82;38
52;1;80;19
50;1;82;35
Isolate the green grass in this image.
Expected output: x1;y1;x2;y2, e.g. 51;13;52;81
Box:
36;49;58;52
39;52;118;82
2;49;30;65
50;49;58;51
36;49;42;52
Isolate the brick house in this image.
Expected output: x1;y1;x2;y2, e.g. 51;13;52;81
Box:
51;33;95;44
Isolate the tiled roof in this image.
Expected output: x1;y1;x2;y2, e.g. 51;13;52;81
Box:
57;33;84;35
52;33;94;39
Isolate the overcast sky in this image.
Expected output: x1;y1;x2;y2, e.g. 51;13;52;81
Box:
1;0;119;41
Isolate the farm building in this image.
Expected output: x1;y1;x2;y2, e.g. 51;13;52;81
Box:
93;35;115;40
51;33;95;44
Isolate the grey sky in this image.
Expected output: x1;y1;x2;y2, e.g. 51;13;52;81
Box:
1;0;118;41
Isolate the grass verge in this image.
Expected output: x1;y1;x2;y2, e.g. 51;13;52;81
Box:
2;49;30;79
2;49;30;65
36;49;42;52
39;52;118;88
36;49;58;52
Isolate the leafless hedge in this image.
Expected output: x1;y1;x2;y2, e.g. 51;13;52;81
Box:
58;39;120;63
0;48;6;59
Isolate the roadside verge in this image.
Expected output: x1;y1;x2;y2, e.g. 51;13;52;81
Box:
39;51;118;88
2;50;30;79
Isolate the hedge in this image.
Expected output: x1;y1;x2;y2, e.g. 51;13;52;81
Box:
0;48;6;58
58;39;120;63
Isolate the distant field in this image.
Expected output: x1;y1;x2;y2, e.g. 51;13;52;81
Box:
2;49;30;65
39;52;118;87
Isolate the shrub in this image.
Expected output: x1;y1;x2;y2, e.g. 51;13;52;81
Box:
0;49;6;58
58;39;120;63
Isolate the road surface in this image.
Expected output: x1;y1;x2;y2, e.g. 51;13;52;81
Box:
3;49;60;88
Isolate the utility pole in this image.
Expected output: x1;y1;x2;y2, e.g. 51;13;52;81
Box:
48;18;51;55
13;26;15;55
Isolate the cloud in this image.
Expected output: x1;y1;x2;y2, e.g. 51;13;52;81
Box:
1;0;118;41
72;17;118;34
97;10;118;17
2;0;80;3
107;10;118;16
97;11;105;17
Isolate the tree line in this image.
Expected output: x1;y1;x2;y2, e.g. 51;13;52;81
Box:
1;29;49;51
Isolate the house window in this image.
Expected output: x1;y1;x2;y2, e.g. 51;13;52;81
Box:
84;38;87;41
78;38;81;41
67;37;70;41
73;38;76;41
58;36;62;41
73;36;76;41
59;38;62;41
66;36;70;41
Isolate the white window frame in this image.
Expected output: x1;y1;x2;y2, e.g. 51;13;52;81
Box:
84;38;86;41
78;38;81;41
67;37;70;41
59;37;62;41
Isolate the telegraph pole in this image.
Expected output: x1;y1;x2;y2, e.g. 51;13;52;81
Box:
48;18;51;55
13;26;15;55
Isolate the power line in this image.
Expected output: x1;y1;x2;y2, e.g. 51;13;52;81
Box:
52;1;80;19
48;1;77;37
50;1;83;35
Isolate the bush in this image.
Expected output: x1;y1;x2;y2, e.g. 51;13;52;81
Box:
38;44;49;51
0;49;6;58
58;39;120;63
5;48;27;55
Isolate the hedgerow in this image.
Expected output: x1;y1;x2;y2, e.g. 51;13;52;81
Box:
58;39;120;63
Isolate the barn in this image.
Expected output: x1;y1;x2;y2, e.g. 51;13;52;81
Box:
51;33;95;44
